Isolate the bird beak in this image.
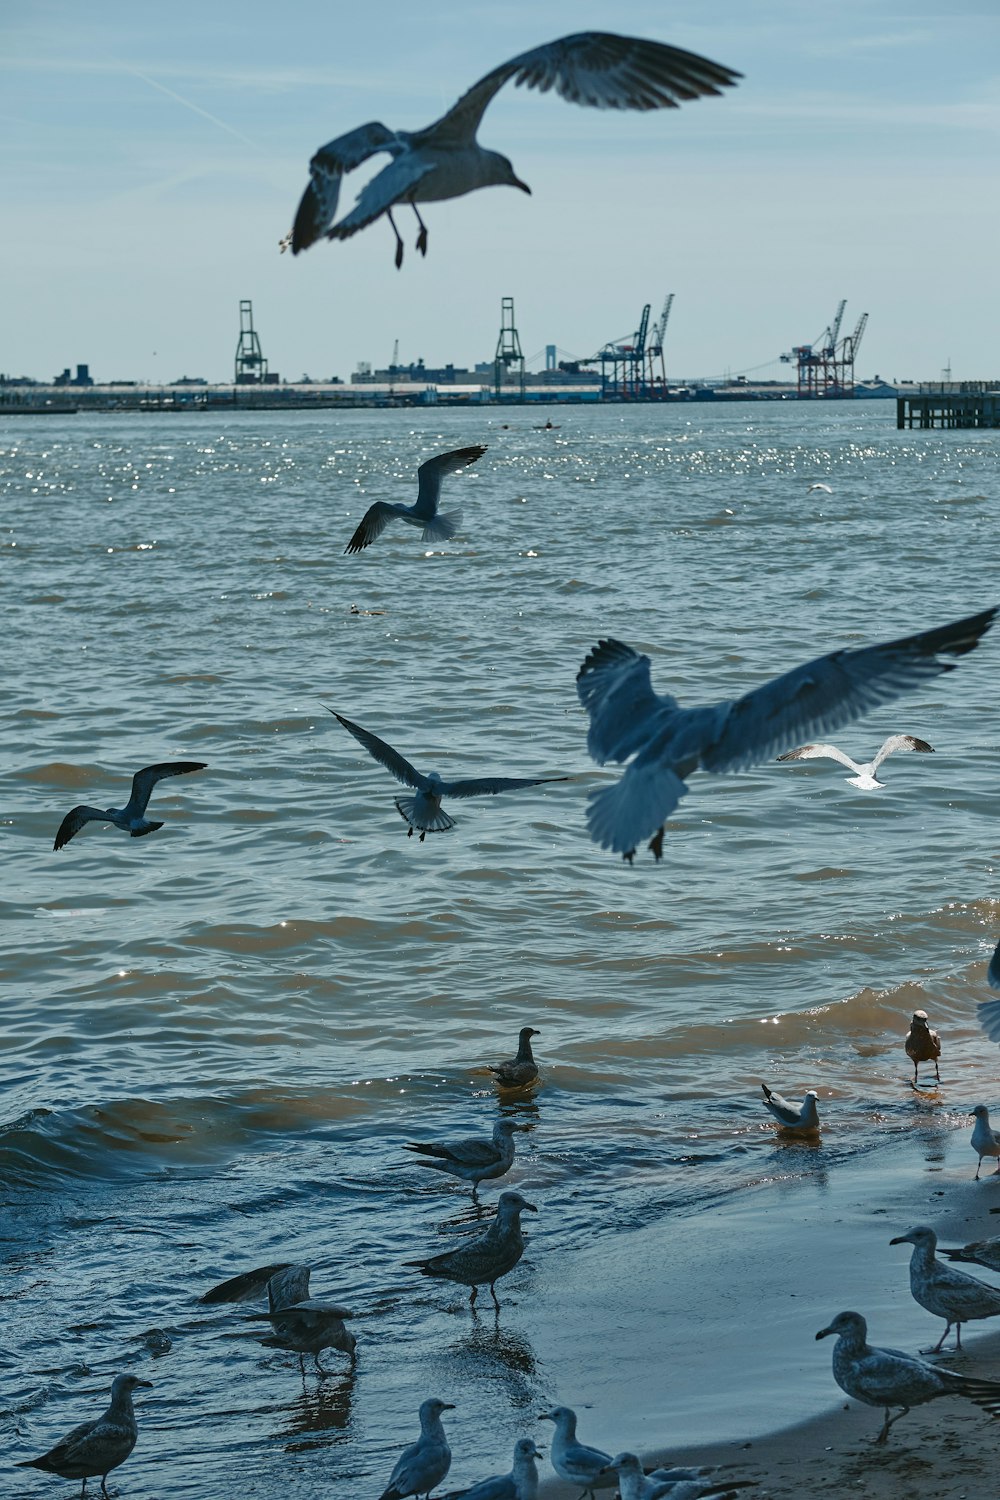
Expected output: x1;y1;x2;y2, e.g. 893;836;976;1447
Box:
136;1379;154;1387
441;1403;456;1411
889;1235;908;1246
538;1412;553;1421
513;177;531;195
815;1327;832;1341
522;1201;538;1212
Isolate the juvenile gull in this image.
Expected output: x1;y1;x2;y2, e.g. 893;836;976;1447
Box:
17;1373;152;1499
816;1309;1000;1443
447;1436;542;1500
575;606;995;861
344;444;485;554
970;1103;1000;1179
54;761;206;849
489;1027;540;1088
379;1397;454;1500
538;1406;614;1497
975;937;1000;1045
403;1118;528;1197
250;1264;356;1369
776;734;934;790
904;1009;942;1086
331;710;567;841
290;33;740;266
760;1082;819;1132
407;1189;537;1308
941;1236;1000;1275
890;1224;1000;1351
607;1452;751;1500
200;1261;296;1304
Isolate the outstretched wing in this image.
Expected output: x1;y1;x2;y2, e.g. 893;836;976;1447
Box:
412;445;487;522
978;939;1000;1043
776;742;862;773
200;1263;294;1305
331;711;426;790
291;121;401;252
345;502;399;554
701;606;996;774
126;761;206;818
577;638;677;765
442;775;567;800
424;31;741;145
871;733;934;770
53;805;110;850
327;153;437;241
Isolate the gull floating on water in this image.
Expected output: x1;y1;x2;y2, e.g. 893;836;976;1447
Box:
904;1010;941;1086
17;1373;152;1500
54;761;206;850
607;1452;752;1500
379;1397;455;1500
403;1118;528;1196
776;734;934;790
942;1236;1000;1275
816;1309;1000;1443
407;1189;536;1308
489;1027;541;1089
289;32;740;266
331;710;567;841
344;445;486;554
538;1406;615;1498
761;1082;820;1132
575;606;995;860
970;1104;1000;1179
975;938;1000;1045
890;1224;1000;1351
448;1437;543;1500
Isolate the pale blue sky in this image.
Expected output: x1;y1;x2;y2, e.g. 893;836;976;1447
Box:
2;1;997;383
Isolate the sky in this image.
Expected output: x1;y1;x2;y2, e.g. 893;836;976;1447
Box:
1;0;998;385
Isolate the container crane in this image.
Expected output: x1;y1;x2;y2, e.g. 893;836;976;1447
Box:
781;299;867;397
645;294;674;390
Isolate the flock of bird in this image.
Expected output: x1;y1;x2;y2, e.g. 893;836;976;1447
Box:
18;22;1000;1500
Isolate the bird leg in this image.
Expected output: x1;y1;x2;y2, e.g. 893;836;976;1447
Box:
469;1285;478;1308
407;826;414;838
410;203;429;256
648;827;665;861
419;831;426;843
874;1404;910;1443
926;1321;955;1354
490;1281;501;1311
976;1157;983;1180
387;208;405;269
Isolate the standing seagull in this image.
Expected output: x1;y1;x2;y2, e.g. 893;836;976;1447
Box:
406;1189;536;1309
538;1406;615;1498
776;734;934;790
17;1373;152;1499
344;444;486;554
489;1027;541;1088
815;1309;1000;1444
449;1437;543;1500
904;1010;942;1086
379;1397;455;1500
890;1224;1000;1351
331;711;567;841
760;1082;820;1133
970;1103;1000;1179
402;1118;528;1198
289;33;740;266
575;606;995;861
53;761;206;850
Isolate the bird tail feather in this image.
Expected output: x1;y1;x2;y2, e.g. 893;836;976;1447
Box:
420;508;461;544
585;765;687;856
944;1373;1000;1416
395;798;455;834
131;820;164;838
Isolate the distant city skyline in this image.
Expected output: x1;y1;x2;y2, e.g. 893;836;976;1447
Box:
2;0;998;384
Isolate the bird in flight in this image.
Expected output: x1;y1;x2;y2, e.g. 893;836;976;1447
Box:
330;711;566;841
289;32;740;266
576;605;995;861
344;445;485;554
777;734;935;790
54;762;206;850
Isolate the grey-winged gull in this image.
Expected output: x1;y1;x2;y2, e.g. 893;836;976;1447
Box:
538;1406;615;1497
331;710;567;841
816;1308;1000;1442
890;1224;1000;1351
16;1373;152;1499
448;1437;543;1500
760;1082;819;1133
941;1236;1000;1274
776;734;934;790
54;761;206;849
289;33;740;266
202;1263;355;1369
607;1452;752;1500
379;1397;454;1500
402;1118;528;1197
344;444;485;554
489;1027;540;1089
406;1189;536;1308
970;1103;1000;1178
976;939;1000;1046
904;1010;941;1086
575;605;995;861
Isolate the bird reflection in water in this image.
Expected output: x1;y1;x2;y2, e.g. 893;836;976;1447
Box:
278;1364;357;1450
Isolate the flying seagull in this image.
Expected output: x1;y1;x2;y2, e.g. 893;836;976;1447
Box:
576;605;995;861
975;937;1000;1046
379;1397;454;1500
289;32;740;266
760;1082;820;1133
402;1118;528;1197
489;1026;541;1088
890;1224;1000;1352
904;1009;941;1086
16;1373;153;1499
331;710;567;840
53;761;206;850
344;444;486;554
776;734;934;789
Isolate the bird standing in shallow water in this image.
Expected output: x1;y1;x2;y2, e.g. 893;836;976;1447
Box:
489;1026;540;1088
54;761;206;849
17;1373;152;1499
402;1118;528;1198
904;1009;941;1086
289;32;740;266
344;444;485;554
970;1103;1000;1179
406;1189;536;1309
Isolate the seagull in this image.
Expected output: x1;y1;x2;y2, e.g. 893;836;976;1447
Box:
447;1437;543;1500
16;1373;153;1500
250;1265;356;1370
607;1452;752;1500
776;734;935;790
816;1309;1000;1444
970;1104;1000;1179
331;710;567;841
538;1406;615;1498
344;444;486;554
402;1118;529;1197
760;1082;820;1132
807;483;833;494
406;1189;537;1308
289;32;740;267
975;937;1000;1045
379;1398;455;1500
575;606;995;860
904;1010;942;1086
489;1027;541;1089
53;761;206;850
889;1224;1000;1351
941;1236;1000;1275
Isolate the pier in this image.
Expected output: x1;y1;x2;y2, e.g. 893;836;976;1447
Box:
897;382;1000;429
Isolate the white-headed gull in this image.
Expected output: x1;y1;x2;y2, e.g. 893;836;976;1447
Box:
53;761;206;850
576;606;995;861
761;1082;819;1132
538;1407;615;1497
402;1118;528;1197
776;734;934;789
450;1437;543;1500
970;1104;1000;1179
289;32;740;266
379;1398;454;1500
904;1010;941;1086
16;1374;153;1498
890;1225;1000;1352
345;444;485;554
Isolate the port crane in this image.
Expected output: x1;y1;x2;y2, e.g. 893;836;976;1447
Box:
593;295;674;399
781;299;868;397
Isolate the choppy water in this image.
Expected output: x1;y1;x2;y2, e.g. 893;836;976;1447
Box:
2;403;999;1494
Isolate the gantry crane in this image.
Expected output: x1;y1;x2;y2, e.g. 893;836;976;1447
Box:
781;299;867;397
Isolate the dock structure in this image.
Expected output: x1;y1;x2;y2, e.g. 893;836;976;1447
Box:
897;382;1000;429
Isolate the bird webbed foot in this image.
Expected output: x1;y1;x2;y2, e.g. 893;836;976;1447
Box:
648;827;665;861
